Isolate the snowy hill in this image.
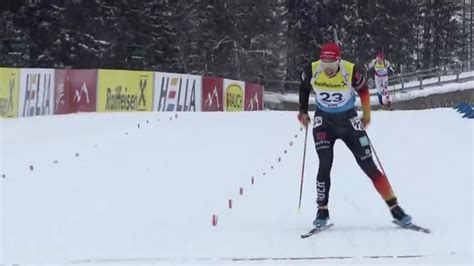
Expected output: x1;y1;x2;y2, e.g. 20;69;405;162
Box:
0;109;472;265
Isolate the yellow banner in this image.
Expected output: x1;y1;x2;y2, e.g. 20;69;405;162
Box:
98;69;154;112
0;68;20;118
224;79;245;112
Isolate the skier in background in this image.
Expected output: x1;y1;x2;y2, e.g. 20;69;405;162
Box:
298;43;412;229
367;52;395;109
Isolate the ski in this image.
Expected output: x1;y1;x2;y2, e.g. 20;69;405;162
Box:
392;220;431;234
300;223;334;239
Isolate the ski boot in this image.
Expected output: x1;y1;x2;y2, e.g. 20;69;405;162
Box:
390;204;412;226
313;206;330;228
387;100;394;111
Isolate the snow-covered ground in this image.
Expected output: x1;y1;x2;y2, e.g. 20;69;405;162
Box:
1;109;472;265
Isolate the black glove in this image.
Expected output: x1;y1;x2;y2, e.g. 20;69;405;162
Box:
297;112;310;127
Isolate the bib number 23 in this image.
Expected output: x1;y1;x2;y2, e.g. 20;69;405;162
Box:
320;92;343;103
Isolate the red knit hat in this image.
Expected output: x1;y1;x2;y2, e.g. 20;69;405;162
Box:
320;43;341;61
377;52;384;59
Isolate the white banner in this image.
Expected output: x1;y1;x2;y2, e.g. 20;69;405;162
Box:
223;79;245;112
154;73;202;112
19;68;55;117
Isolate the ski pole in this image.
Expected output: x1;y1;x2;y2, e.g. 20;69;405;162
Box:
366;133;387;177
391;84;394;108
298;124;309;211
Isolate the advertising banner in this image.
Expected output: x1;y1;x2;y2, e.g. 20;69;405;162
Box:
201;76;223;112
54;69;69;114
154;73;202;112
97;69;153;112
0;68;20;118
244;82;264;111
19;68;55;117
54;69;98;114
223;79;245;112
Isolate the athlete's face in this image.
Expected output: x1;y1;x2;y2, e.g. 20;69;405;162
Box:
321;59;339;77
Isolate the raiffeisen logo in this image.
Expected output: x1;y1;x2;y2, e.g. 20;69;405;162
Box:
225;84;243;111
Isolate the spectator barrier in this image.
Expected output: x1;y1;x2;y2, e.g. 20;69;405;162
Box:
0;68;265;118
